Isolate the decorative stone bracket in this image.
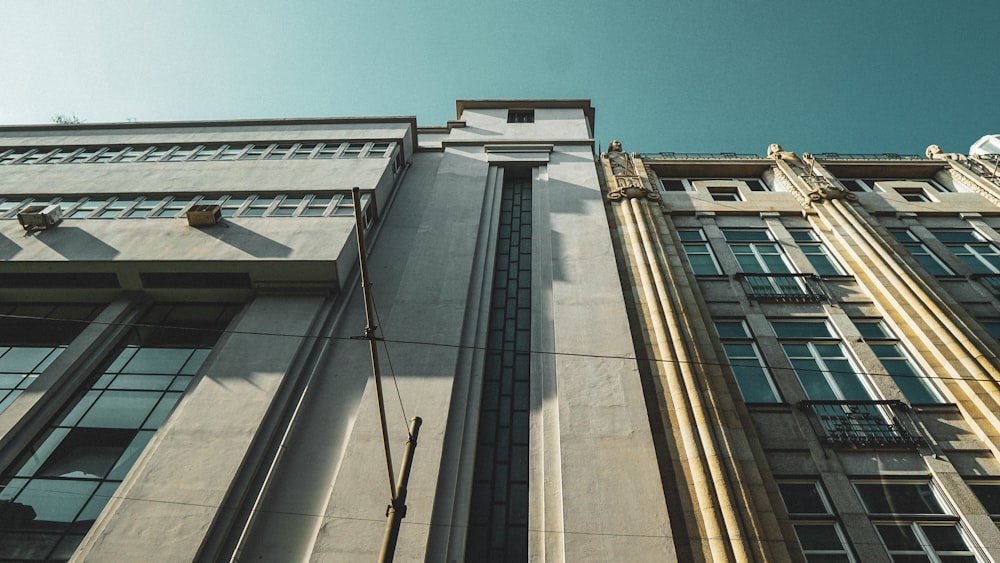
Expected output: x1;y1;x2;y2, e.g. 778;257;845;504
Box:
767;144;855;207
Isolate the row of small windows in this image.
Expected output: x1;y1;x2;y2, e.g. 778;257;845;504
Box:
0;141;399;165
661;177;950;202
680;225;1000;287
0;192;371;220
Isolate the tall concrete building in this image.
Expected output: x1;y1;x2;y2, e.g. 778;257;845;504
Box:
600;140;1000;562
4;98;1000;563
0;101;673;561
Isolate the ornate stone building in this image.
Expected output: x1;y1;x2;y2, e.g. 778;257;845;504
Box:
600;139;1000;561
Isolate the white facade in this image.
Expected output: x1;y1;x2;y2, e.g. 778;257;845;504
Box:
0;102;674;561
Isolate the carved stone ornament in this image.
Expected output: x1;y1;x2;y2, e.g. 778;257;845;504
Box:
769;145;855;205
605;140;659;201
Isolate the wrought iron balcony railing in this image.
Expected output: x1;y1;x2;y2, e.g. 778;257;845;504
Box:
798;400;925;448
812;153;926;160
734;272;824;303
635;152;762;160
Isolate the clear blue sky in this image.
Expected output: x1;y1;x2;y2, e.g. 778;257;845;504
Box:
2;1;997;156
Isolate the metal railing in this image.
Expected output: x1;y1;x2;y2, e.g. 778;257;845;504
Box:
812;152;926;160
798;400;925;448
734;272;824;303
636;152;762;160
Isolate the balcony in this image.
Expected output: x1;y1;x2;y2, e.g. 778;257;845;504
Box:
734;272;825;303
798;400;925;448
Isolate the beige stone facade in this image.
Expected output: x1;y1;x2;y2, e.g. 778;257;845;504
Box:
601;141;1000;561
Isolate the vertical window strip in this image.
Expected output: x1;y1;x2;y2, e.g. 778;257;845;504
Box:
466;173;531;561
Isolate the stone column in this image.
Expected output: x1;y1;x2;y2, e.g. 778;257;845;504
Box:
602;141;795;562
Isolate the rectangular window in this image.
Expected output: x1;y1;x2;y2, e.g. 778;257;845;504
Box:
855;320;941;404
264;144;293;160
855;481;976;561
240;196;275;217
507;110;534;123
91;149;123;163
188;146;220;161
677;229;721;275
270;195;304;217
896;188;932;202
115;147;151;163
660;179;689;192
0;304;103;415
790;229;845;276
714;320;779;402
290;144;316;159
708;186;741;201
137;147;170;162
0;303;238;560
930;229;1000;275
150;197;195;218
239;145;270;160
94;198;136;219
214;145;248;161
122;198;162;219
968;482;1000;521
164;147;196;162
772;320;871;401
301;195;333;217
340;143;365;158
315;143;343;158
778;481;855;562
889;229;954;276
366;142;391;158
65;199;109;219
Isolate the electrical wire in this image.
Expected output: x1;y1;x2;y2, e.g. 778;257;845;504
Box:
0;312;997;388
370;297;410;435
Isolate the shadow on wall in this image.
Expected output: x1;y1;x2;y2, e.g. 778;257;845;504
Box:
194;221;294;258
34;227;120;260
0;233;22;260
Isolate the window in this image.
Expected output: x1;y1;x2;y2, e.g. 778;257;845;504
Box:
270;195;304;216
91;148;123;163
301;195;333;217
855;481;977;562
841;179;948;193
772;320;871;401
714;320;778;402
64;199;109;219
660;179;689;192
137;147;170;162
150;197;195;218
20;149;57;164
725;230;807;297
896;188;932;202
241;196;275;217
929;229;1000;275
164;147;196;162
214;145;248;161
677;229;721;275
340;143;365;158
0;304;103;415
708;186;741;201
121;198;161;219
0;304;238;561
264;144;293;160
239;145;270;160
115;147;151;163
188;146;220;161
366;142;391;158
724;230;792;273
855;320;941;404
39;148;83;164
315;143;342;158
94;198;136;219
290;144;316;159
968;482;1000;522
507;109;534;123
790;230;845;276
778;481;855;562
890;229;954;276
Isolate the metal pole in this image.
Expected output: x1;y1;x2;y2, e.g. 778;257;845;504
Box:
378;417;422;563
352;186;396;500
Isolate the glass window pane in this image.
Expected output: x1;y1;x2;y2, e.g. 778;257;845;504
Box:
773;322;832;339
779;483;828;514
857;483;943;514
77;391;161;428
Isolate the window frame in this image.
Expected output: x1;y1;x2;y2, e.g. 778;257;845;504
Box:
714;319;780;403
677;228;722;276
